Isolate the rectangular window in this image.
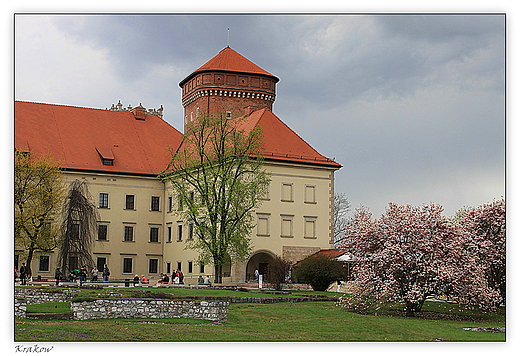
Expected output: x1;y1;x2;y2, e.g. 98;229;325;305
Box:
39;256;50;272
68;255;79;271
282;183;294;202
71;223;80;240
96;257;107;273
167;225;172;243
304;216;317;239
177;194;183;211
304;185;316;204
124;226;134;242
98;224;108;241
177;261;182;271
177;223;183;242
281;215;294;238
168;196;173;212
188;261;193;274
123;258;133;274
200;264;205;274
125;195;135;210
149;259;158;274
257;213;270;237
188;223;194;240
99;193;109;208
166;262;171;274
260;183;270;200
149;227;159;242
151;196;160;211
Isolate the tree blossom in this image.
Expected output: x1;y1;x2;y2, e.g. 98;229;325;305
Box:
455;198;505;304
337;202;500;317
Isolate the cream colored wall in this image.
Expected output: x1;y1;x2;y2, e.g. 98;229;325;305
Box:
163;161;337;283
29;171;167;282
27;161;337;284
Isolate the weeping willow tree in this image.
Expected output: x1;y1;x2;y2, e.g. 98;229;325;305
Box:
58;180;98;274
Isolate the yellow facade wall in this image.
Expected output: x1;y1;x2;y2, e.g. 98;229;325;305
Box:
22;160;337;284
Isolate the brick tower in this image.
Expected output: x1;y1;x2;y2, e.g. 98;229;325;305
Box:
179;47;279;129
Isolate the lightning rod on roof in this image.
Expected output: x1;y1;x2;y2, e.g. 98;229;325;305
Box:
227;28;230;48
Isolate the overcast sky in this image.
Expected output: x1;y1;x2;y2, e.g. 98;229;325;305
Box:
14;13;505;218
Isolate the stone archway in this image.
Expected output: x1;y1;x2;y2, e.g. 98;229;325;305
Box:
245;250;276;282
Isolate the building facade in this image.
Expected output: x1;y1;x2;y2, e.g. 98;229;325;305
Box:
14;47;341;283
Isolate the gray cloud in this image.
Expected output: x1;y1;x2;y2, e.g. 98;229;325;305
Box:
14;13;505;217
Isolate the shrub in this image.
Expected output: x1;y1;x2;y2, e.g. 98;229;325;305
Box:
267;255;293;290
293;255;347;291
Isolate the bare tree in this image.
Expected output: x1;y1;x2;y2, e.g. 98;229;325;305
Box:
334;192;350;246
58;180;98;274
267;255;293;290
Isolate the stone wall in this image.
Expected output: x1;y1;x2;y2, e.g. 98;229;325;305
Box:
15;288;78;304
71;299;228;322
14;298;26;318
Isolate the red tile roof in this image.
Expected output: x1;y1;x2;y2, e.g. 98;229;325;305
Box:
239;108;341;168
310;249;350;259
14;101;182;176
180;47;279;86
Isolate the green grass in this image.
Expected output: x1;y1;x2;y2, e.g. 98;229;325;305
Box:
15;303;505;341
26;302;71;314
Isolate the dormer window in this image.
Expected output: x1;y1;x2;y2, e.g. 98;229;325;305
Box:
96;147;115;167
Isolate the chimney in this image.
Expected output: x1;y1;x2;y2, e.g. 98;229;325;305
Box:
244;105;258;117
131;103;147;120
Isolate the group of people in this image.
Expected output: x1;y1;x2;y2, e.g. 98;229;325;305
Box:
158;269;185;284
53;264;111;286
14;263;31;285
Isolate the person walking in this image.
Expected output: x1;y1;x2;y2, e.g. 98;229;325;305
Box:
55;267;62;286
19;263;29;285
102;264;110;282
176;269;184;284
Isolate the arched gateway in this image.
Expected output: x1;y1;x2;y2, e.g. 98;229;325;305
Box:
245;250;276;282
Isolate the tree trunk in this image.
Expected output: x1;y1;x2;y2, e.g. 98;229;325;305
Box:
405;299;425;317
214;264;223;284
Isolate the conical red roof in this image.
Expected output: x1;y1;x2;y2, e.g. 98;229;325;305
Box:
180;47;278;86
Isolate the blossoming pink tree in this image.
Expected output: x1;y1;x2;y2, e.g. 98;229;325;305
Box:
337;203;500;317
456;198;505;305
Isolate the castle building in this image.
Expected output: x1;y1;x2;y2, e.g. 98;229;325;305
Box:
14;47;341;283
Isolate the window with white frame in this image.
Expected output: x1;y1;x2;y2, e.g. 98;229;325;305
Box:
125;194;135;210
149;226;160;243
123;225;134;242
166;224;172;243
150;196;160;211
149;258;159;274
39;255;50;271
99;193;109;208
97;224;108;241
177;222;183;241
122;257;133;274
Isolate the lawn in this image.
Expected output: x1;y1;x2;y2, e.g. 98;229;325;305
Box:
15;286;505;342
